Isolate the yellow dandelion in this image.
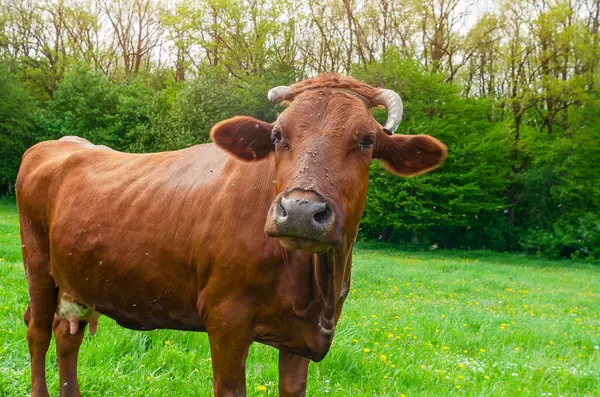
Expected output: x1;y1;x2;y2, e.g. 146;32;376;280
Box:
352;339;358;343
479;348;485;353
146;376;152;381
513;347;519;351
458;363;465;368
420;364;426;369
256;385;267;392
484;375;489;379
442;346;449;350
455;385;461;389
363;348;371;353
165;340;171;346
380;354;387;362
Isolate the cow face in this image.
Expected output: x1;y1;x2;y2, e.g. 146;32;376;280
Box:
211;85;446;254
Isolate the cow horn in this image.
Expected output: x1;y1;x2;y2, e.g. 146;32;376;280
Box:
267;86;292;102
373;89;403;135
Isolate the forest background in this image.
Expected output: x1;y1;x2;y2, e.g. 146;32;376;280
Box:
1;0;599;260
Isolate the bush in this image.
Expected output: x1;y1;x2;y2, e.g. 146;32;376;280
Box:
0;64;36;194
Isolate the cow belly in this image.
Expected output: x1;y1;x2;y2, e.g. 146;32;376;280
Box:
50;252;204;332
56;277;205;331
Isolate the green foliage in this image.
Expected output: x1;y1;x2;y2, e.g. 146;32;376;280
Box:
0;64;35;193
355;54;514;250
36;66;153;151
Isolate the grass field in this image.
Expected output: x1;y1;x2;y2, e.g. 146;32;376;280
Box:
0;198;599;397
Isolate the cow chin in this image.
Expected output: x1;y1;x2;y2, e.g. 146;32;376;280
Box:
276;236;333;254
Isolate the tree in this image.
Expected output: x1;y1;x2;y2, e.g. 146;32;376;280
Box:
0;64;36;194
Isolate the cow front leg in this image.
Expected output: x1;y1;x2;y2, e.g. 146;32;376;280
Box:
278;350;309;397
207;322;253;397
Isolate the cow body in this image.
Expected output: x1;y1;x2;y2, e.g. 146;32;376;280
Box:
17;75;446;397
19;136;349;348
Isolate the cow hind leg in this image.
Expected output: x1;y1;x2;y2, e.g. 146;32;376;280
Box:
53;315;86;397
21;218;58;397
23;275;58;397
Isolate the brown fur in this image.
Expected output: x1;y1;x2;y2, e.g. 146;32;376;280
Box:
17;75;446;397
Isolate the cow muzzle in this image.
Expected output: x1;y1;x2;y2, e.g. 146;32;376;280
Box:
265;189;338;253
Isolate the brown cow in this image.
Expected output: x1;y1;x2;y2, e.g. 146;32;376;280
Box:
16;74;446;397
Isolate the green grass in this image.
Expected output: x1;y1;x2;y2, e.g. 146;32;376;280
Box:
1;197;599;396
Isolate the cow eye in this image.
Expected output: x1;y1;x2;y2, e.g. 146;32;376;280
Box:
271;128;282;144
359;134;376;151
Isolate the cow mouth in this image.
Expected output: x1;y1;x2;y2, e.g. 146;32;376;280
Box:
272;235;333;254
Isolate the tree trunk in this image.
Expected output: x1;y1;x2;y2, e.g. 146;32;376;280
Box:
381;226;392;242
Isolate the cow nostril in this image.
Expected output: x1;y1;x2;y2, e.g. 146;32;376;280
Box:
277;199;288;217
313;205;332;224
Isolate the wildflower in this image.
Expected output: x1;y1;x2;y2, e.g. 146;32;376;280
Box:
420;364;426;369
513;347;519;351
442;346;449;350
484;375;489;379
458;363;465;368
456;385;461;389
165;340;171;346
146;376;151;381
380;354;387;362
363;348;371;353
256;385;267;391
352;339;358;343
479;348;485;353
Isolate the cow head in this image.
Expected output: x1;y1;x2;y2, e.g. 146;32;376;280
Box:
211;74;447;254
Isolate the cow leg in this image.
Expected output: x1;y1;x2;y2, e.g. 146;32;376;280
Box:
206;311;253;397
21;218;58;397
53;315;86;397
23;279;57;397
278;350;309;397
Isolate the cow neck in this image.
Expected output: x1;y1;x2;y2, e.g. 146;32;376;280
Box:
279;235;354;328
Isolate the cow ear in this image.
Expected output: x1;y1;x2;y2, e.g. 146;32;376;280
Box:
373;133;447;176
211;116;274;161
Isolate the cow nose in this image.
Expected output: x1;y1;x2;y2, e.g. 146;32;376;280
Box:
275;197;334;240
